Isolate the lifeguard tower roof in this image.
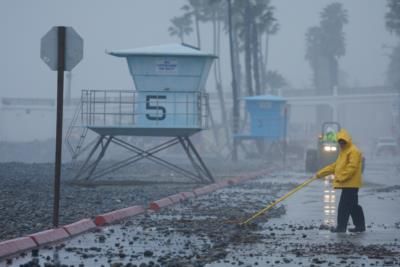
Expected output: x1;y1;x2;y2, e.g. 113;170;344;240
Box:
107;43;217;58
243;95;286;101
106;43;216;93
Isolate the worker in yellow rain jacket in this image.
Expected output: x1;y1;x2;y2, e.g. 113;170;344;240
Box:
316;128;365;233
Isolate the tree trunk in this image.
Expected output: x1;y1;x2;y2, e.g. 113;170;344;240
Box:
251;23;265;154
212;14;230;151
233;22;242;97
261;32;270;93
228;0;239;161
209;15;220;149
264;32;270;74
252;23;261;95
329;56;338;93
195;11;201;49
244;1;253;96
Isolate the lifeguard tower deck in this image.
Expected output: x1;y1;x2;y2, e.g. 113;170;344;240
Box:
66;44;216;183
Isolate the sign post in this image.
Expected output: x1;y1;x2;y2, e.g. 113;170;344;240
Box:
41;26;83;227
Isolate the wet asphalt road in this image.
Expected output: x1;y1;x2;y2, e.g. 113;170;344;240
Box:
1;158;400;267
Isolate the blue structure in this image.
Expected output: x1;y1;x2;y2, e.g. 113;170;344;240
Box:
234;95;288;160
108;43;215;92
108;44;216;129
242;95;287;139
67;44;216;183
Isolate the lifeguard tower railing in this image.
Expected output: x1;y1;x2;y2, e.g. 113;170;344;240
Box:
80;89;208;129
66;89;214;183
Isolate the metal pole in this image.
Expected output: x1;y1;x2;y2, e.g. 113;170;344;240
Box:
53;26;66;228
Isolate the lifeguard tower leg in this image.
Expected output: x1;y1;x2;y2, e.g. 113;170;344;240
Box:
179;137;215;183
73;135;112;180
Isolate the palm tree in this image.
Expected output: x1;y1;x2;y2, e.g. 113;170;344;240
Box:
320;3;348;92
230;0;277;96
262;17;279;92
385;0;400;90
386;0;400;36
251;0;277;95
181;0;209;48
265;70;287;95
305;2;348;93
168;14;193;43
387;45;400;88
208;0;232;150
180;0;232;152
386;0;400;142
305;26;327;91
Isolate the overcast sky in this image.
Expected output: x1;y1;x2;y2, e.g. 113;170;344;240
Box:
0;0;397;99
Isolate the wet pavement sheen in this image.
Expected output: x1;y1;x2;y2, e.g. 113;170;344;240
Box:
2;159;400;267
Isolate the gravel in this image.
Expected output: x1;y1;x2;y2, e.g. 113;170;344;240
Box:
0;159;270;241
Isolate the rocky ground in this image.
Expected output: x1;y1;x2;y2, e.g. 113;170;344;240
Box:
2;157;400;267
0;158;271;242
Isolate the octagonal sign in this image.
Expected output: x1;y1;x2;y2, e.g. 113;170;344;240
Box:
41;26;83;71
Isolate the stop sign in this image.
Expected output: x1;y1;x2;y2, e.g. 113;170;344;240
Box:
41;26;83;71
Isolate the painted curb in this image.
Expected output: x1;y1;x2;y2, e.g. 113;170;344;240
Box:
29;228;69;246
193;184;218;196
148;197;174;211
62;219;97;236
180;191;195;199
227;176;242;185
217;179;230;188
0;169;270;260
168;193;186;203
95;205;145;226
210;182;223;190
0;237;37;259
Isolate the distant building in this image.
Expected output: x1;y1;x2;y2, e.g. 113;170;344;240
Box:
0;97;77;142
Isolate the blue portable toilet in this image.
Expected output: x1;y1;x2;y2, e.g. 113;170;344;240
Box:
242;95;287;139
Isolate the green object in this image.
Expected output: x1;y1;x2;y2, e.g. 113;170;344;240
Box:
323;131;337;142
305;122;341;172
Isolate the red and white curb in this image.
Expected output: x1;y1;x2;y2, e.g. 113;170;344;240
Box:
0;169;268;260
95;205;145;226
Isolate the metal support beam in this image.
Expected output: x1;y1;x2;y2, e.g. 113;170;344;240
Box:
72;135;214;183
74;136;112;180
183;137;214;182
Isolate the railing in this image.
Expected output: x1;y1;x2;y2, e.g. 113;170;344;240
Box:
80;90;209;129
280;86;398;97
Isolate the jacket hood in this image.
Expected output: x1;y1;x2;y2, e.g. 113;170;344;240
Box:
336;128;352;145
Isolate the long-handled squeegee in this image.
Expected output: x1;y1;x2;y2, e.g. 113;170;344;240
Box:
240;175;319;225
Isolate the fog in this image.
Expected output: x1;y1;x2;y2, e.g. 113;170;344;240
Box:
0;0;396;98
0;0;398;161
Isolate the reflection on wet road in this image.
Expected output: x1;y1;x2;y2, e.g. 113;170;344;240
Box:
323;175;336;226
2;159;400;266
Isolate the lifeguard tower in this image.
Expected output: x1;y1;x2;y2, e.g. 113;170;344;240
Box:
234;95;288;160
66;44;216;183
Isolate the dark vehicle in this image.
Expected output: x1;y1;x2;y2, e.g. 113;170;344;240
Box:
305;122;340;172
374;137;399;157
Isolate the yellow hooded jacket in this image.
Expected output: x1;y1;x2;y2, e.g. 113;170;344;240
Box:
316;129;363;188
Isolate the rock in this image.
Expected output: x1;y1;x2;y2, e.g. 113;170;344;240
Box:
144;250;154;257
